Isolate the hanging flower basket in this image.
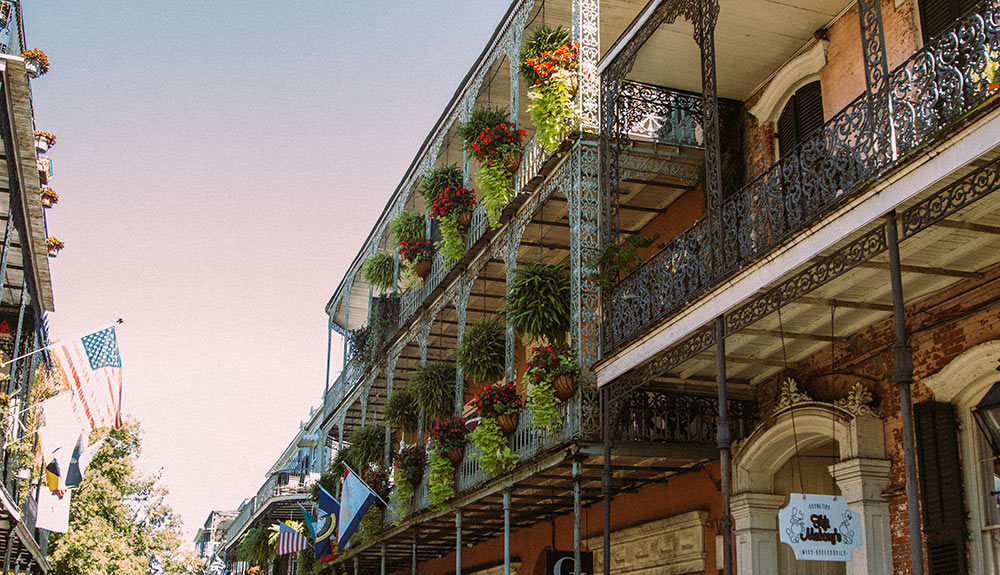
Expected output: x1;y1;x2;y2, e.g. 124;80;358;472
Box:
496;413;519;436
503;149;523;174
0;3;13;31
46;236;64;257
413;259;432;279
398;236;434;279
552;373;578;401
444;447;464;466
21;49;49;78
33;131;55;153
40;187;58;208
456;210;473;231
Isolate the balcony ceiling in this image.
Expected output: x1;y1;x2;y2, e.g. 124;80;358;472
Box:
627;0;850;100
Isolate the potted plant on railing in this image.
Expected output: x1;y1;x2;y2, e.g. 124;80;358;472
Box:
46;237;64;257
21;49;49;78
363;251;396;292
33;131;55;153
427;415;467;510
501;259;571;347
39;187;58;208
523;345;579;432
419;165;465;219
431;184;477;264
468;381;523;476
459;106;527;227
457;317;505;389
390;210;435;281
520;26;580;155
389;445;426;524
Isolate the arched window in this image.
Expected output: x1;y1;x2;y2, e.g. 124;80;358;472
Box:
920;0;979;44
775;81;824;158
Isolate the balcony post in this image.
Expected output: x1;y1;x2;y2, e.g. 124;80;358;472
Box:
886;211;924;575
694;0;724;275
381;542;387;575
353;556;359;575
1;531;12;575
573;458;582;575
343;297;350;370
715;316;733;575
565;144;602;367
412;529;419;575
455;509;463;575
0;203;13;297
601;386;612;575
324;316;333;398
503;489;512;575
572;0;600;131
7;278;27;393
504;227;522;384
857;0;893;167
456;280;472;415
418;318;431;444
385;352;398;465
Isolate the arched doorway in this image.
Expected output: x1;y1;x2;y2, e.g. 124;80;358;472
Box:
731;400;890;575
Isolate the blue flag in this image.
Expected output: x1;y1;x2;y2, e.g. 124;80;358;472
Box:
298;504;317;540
338;467;376;552
314;486;340;562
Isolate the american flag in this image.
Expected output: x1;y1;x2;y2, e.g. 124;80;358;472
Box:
276;522;309;556
50;326;123;430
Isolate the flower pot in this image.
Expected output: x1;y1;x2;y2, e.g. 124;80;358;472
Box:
553;374;578;401
503;149;523;174
444;447;464;466
41;196;53;208
47;248;58;257
34;137;49;154
456;210;473;231
413;259;432;279
496;413;519;437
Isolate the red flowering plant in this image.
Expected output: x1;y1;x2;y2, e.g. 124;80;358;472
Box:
471;381;523;418
470;122;527;166
397;237;434;264
523;41;580;86
428;415;468;451
459;106;527;227
519;26;581;155
360;458;391;501
523;345;579;433
430;186;476;219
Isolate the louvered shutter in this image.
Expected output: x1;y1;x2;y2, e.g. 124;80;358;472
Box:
794;82;824;142
776;97;797;158
915;401;969;574
920;0;962;44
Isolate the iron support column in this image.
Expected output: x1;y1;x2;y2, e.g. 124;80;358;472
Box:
381;542;387;575
715;316;733;575
324;317;333;398
412;529;418;575
354;555;359;575
886;211;924;575
455;509;463;575
503;489;512;575
602;387;612;575
0;211;15;295
573;459;582;575
2;531;13;575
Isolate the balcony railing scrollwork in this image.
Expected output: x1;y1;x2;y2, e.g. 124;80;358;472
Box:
605;0;1000;353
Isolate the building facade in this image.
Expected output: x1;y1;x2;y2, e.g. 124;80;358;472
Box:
225;0;1000;573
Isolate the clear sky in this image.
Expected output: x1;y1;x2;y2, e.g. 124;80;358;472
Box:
27;0;511;543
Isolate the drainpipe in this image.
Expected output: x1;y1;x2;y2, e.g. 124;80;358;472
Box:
886;211;924;575
716;316;733;575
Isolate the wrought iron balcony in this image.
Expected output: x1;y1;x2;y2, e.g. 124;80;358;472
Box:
223;470;319;545
605;0;1000;353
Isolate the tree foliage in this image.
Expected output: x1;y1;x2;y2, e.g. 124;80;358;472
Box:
47;422;195;575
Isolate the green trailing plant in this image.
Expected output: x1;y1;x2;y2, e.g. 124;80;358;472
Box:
478;162;514;226
384;387;420;434
502;260;571;345
411;361;460;420
390;210;426;244
457;317;506;386
357;506;384;545
363;251;396;292
428;446;456;510
521;26;580;154
468;416;520;476
389;445;425;524
527;377;560;432
345;325;371;371
419;164;464;207
345;296;400;374
586;233;661;288
390;466;415;525
523;345;578;432
430;185;476;264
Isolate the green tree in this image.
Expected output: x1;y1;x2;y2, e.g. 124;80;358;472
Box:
47;422;195;575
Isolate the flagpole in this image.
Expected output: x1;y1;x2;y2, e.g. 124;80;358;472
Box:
0;318;123;367
343;463;390;507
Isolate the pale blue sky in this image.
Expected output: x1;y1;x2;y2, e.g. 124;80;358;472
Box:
27;0;510;543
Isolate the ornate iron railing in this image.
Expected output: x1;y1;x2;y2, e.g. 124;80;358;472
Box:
605;0;1000;352
223;471;319;544
618;81;703;148
0;1;24;57
611;390;757;444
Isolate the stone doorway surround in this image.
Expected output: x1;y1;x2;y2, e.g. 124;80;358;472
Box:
584;510;709;575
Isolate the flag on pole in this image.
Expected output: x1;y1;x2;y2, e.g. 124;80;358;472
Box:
314;486;340;562
298;504;318;540
275;522;309;556
35;484;71;533
337;466;376;552
50;326;123;430
65;434;104;488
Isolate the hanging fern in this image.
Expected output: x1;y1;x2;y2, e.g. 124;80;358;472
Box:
502;260;572;345
457;317;505;386
385;388;420;434
477;162;513;227
410;361;460;421
390;211;426;244
363;251;396;292
346;425;386;470
468;417;520;476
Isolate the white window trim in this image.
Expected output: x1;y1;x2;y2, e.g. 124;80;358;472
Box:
748;40;829;125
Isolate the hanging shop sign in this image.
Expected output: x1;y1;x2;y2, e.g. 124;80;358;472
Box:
546;550;594;575
778;493;862;562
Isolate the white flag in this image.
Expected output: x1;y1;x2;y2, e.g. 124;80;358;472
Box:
35;487;71;533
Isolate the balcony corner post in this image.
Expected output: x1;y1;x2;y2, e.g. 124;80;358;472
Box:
573;0;601;131
573;457;583;575
886;211;924;575
412;528;419;575
715;315;733;575
503;489;513;575
857;0;894;167
695;0;725;275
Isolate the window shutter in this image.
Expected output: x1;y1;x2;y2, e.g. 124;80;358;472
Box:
776;97;798;158
915;401;969;574
920;0;962;44
794;82;824;141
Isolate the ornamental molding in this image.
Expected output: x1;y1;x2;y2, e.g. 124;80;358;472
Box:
833;382;878;418
772;378;878;419
749;40;828;124
774;377;812;410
